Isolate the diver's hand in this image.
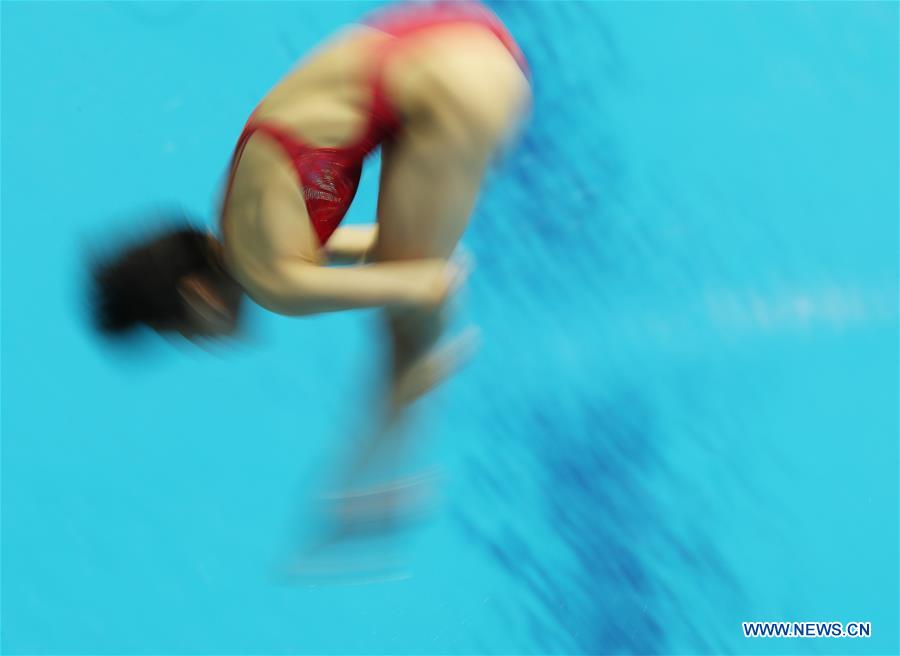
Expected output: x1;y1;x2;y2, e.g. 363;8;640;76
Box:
413;256;471;309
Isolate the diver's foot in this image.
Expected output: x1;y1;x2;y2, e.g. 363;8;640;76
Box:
282;545;411;586
323;467;441;539
279;471;440;586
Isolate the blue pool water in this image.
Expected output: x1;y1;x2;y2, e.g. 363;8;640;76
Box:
2;2;897;654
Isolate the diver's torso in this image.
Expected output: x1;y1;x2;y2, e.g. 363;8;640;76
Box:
221;22;527;287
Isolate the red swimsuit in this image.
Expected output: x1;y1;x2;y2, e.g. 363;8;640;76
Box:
222;1;529;246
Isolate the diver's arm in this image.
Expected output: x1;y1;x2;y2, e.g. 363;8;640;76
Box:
245;257;457;317
324;224;378;263
239;176;455;315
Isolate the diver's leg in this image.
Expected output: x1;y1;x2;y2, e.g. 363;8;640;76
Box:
338;63;530;491
338;138;493;489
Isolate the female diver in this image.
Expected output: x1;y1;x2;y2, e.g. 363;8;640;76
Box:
91;1;530;533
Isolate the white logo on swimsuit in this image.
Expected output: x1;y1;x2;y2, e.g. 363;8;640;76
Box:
305;168;339;203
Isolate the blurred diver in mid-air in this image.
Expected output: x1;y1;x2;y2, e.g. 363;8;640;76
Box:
89;0;530;570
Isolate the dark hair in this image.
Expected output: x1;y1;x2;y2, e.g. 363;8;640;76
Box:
89;221;235;336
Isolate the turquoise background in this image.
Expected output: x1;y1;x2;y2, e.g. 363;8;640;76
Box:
2;2;897;654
